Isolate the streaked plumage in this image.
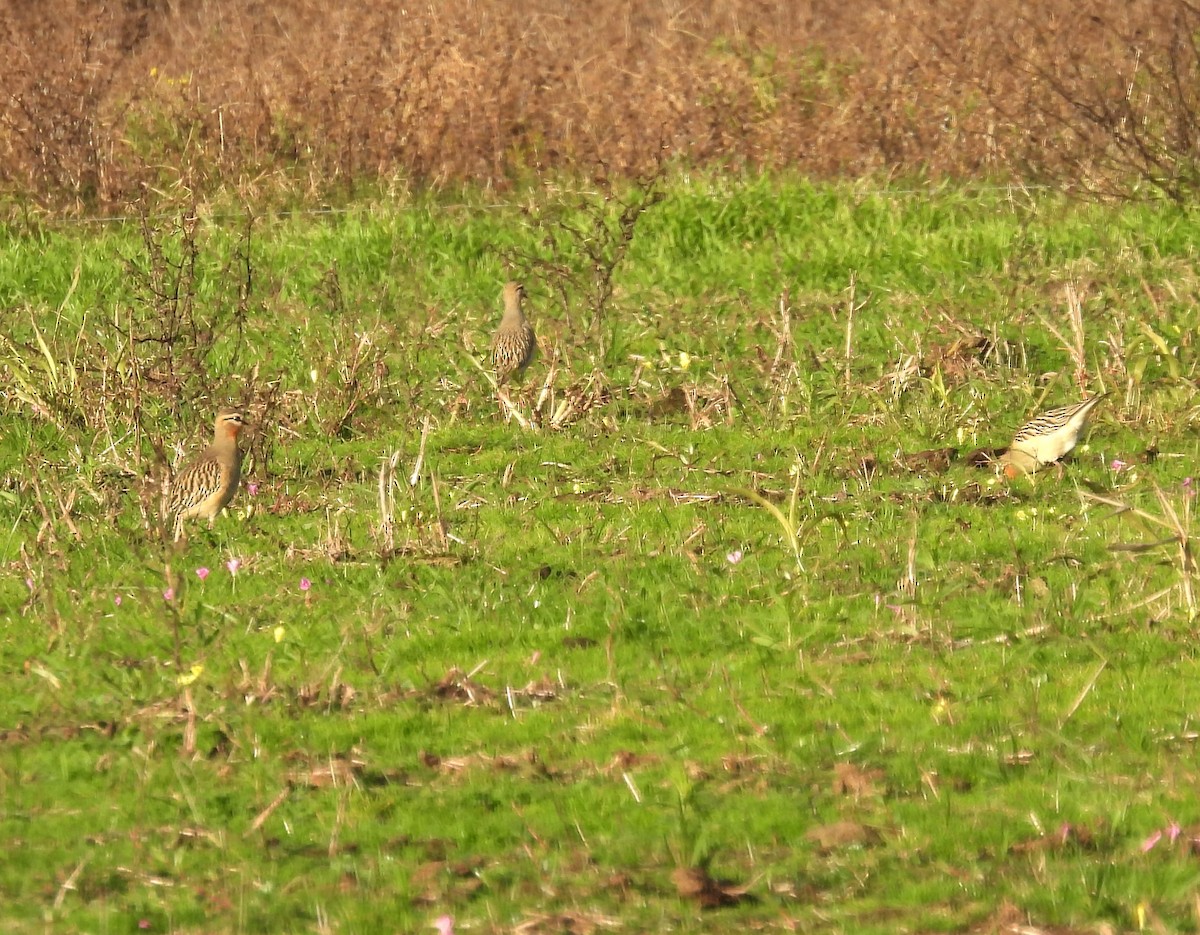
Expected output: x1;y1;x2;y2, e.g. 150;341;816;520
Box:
167;408;246;540
491;281;537;385
1000;394;1107;475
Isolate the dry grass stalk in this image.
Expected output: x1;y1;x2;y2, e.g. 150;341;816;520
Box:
1083;482;1197;618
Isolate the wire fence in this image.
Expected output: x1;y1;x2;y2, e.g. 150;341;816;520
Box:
30;182;1063;229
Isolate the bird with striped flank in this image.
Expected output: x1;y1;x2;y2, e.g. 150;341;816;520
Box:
166;407;247;541
1000;393;1107;477
491;281;537;385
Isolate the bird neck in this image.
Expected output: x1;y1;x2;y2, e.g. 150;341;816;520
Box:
213;425;241;450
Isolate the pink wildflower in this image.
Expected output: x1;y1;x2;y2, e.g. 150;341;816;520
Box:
163;587;175;602
196;567;210;581
226;558;241;576
1141;830;1163;853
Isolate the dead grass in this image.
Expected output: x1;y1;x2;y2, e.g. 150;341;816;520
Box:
3;0;1199;211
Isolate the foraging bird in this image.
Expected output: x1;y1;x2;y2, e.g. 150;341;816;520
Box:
1000;394;1107;476
166;407;247;541
491;281;537;385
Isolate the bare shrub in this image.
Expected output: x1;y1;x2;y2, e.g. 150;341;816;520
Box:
502;154;668;351
1005;0;1200;202
0;203;266;468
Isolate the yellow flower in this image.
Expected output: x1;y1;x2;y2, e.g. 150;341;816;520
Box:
273;626;286;643
177;664;204;686
678;351;691;371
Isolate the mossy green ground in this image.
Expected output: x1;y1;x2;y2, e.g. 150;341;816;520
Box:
2;177;1200;933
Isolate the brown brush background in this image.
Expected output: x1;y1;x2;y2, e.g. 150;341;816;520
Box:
2;0;1196;211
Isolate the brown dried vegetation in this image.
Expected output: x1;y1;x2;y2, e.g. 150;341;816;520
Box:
3;0;1200;211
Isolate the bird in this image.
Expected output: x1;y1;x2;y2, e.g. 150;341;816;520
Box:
490;281;537;385
1000;393;1107;476
166;407;247;541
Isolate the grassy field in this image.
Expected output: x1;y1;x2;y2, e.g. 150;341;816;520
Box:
2;175;1200;934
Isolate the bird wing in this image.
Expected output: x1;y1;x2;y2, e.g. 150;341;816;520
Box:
168;456;224;512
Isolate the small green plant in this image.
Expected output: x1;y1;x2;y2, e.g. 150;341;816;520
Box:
737;453;819;571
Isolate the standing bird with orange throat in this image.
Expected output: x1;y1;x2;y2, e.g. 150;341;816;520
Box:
166;408;247;541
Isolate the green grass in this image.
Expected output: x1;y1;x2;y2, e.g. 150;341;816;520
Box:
3;175;1200;933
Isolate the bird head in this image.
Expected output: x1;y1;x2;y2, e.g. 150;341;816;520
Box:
999;447;1037;478
502;281;526;312
216;408;247;439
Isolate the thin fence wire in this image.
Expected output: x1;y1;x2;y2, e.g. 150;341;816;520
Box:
29;182;1062;229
